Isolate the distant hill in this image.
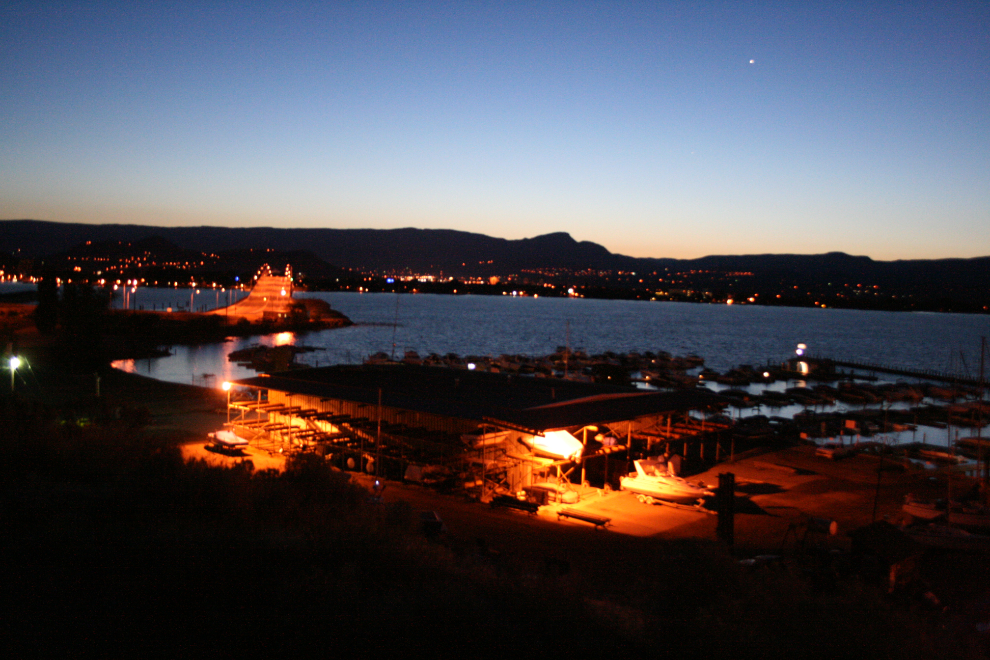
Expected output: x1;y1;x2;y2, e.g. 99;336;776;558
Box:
2;220;989;312
2;225;349;281
0;220;624;274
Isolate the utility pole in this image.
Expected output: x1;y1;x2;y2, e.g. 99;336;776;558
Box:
376;388;382;478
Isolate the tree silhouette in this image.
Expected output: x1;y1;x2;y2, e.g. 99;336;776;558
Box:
33;276;58;335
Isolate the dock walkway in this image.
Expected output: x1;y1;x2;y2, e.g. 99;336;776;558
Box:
809;356;986;388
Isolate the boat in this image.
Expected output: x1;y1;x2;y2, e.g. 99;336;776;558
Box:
900;442;966;465
901;495;946;521
955;436;990;459
815;442;854;460
461;426;511;448
947;504;990;530
902;523;990;551
619;459;714;504
520;430;583;461
207;429;250;453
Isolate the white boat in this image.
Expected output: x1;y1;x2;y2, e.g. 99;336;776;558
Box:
620;459;714;504
521;430;583;461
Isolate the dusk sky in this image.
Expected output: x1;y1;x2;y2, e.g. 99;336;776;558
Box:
2;1;987;260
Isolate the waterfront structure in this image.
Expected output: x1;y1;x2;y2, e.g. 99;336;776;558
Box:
210;266;294;321
227;364;726;495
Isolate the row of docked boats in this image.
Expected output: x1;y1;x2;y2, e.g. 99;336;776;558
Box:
369;348;706;383
365;351;988;428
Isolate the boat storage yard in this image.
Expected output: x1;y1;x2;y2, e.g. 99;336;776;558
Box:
226;363;728;503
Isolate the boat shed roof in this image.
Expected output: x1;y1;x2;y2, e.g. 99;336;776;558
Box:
235;364;725;433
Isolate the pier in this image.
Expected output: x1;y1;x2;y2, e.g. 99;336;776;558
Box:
807;356;987;388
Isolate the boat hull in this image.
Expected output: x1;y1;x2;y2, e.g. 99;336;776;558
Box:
947;508;990;530
620;474;714;504
902;498;945;521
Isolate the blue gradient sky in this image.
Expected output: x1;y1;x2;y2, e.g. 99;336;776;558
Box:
2;1;987;260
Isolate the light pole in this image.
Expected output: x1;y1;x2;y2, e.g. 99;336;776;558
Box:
222;381;232;424
795;343;809;377
10;355;21;393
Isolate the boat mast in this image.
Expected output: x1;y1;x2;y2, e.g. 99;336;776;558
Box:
564;320;570;378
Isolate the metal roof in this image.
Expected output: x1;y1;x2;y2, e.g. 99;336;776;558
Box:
235;364;724;433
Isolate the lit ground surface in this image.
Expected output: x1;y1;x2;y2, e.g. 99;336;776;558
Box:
183;433;944;557
181;441;290;472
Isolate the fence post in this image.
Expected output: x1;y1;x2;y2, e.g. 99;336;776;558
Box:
717;472;735;548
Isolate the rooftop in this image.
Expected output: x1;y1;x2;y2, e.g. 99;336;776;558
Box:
235;364;725;432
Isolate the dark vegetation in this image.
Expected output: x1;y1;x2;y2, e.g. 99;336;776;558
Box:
1;382;985;658
26;277;350;368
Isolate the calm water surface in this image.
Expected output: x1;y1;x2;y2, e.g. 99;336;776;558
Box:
105;290;990;388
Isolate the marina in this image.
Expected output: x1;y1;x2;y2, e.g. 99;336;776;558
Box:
98;288;990;473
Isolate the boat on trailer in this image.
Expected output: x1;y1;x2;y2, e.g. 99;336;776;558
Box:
620;459;714;504
208;429;250;452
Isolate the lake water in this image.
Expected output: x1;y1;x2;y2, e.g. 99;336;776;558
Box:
99;289;990;389
3;282;987;386
5;283;986;445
